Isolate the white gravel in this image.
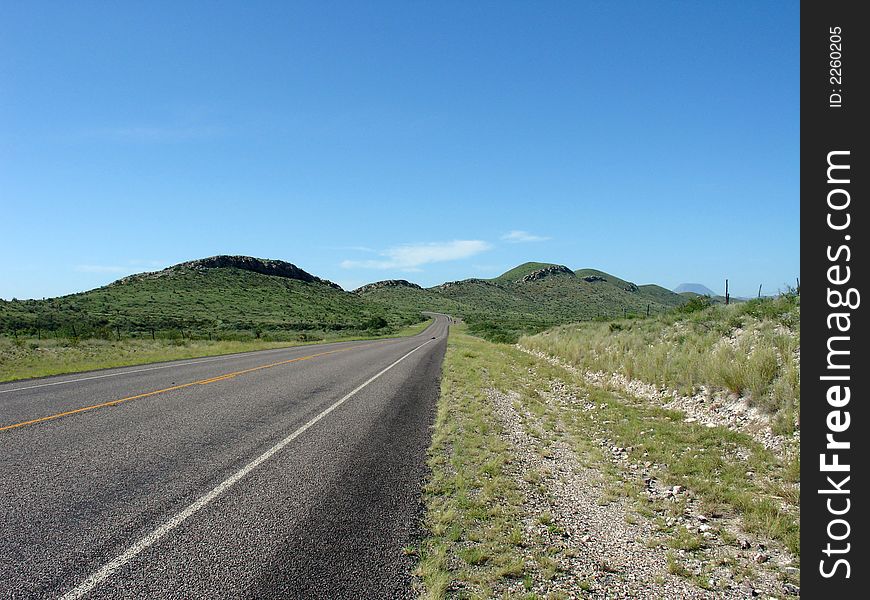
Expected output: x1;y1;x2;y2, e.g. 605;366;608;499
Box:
484;374;799;599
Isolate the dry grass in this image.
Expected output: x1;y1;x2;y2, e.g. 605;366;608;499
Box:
520;296;800;430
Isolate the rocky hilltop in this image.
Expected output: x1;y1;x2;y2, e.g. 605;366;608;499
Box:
114;255;343;290
354;280;423;294
436;278;495;291
517;265;574;283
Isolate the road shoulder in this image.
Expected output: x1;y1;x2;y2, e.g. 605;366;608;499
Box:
415;326;799;599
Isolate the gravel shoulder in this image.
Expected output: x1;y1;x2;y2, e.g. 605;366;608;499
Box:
416;327;799;599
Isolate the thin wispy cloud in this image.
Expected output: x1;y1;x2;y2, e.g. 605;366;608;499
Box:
74;265;128;274
341;240;492;271
501;230;551;243
74;259;167;275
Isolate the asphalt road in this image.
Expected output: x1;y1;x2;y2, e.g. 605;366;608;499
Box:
0;315;449;598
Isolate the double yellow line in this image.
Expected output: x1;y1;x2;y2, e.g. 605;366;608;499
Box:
0;344;371;433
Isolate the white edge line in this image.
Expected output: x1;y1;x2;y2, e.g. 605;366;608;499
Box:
60;337;435;600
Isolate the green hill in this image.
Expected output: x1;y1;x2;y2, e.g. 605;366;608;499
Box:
489;261;562;283
352;280;463;315
638;284;685;305
2;257;688;344
0;256;422;340
358;263;687;342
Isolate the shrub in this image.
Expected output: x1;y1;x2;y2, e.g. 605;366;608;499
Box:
365;315;389;330
676;295;712;314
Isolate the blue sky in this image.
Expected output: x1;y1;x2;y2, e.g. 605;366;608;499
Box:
1;1;798;299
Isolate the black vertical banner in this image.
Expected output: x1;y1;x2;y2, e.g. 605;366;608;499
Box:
802;1;868;597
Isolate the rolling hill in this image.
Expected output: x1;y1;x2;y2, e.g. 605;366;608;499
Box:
356;262;688;341
0;256;422;340
1;257;688;344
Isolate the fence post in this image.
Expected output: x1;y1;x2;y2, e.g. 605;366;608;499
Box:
725;279;730;305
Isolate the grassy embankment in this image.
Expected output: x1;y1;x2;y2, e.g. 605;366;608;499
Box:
520;295;800;433
416;320;799;598
0;319;432;383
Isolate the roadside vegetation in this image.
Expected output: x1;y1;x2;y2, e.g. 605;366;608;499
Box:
519;294;800;433
0;319;432;383
416;328;534;598
417;323;799;598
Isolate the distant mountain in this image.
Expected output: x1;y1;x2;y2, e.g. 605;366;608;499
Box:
673;283;718;296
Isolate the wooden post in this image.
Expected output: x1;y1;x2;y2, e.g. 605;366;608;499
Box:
647;304;650;317
757;284;763;299
725;279;730;305
796;277;801;295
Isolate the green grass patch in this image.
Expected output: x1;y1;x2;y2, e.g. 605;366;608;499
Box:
0;319;433;382
416;327;532;598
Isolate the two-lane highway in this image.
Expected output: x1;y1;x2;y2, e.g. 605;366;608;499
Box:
1;315;449;598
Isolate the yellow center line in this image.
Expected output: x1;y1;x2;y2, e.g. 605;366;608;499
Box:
0;341;389;433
